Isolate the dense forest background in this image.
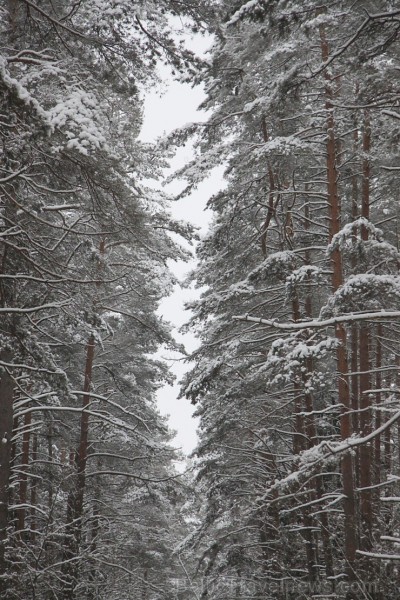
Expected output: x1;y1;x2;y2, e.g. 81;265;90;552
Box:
1;1;400;599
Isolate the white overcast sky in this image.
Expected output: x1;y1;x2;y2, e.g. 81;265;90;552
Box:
140;48;225;458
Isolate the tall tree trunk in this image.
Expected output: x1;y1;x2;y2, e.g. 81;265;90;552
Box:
351;111;360;442
62;238;104;599
74;333;96;533
303;230;335;581
319;20;358;577
17;410;32;538
359;110;372;547
30;433;38;542
47;421;54;512
292;297;306;454
291;297;317;581
358;320;372;544
0;351;14;593
350;328;360;448
87;505;100;600
374;326;382;491
62;334;96;600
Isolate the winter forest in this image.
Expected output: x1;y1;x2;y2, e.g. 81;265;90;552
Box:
1;1;400;599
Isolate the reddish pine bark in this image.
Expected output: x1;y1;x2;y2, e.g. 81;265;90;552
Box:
319;20;358;575
62;238;104;599
350;122;360;438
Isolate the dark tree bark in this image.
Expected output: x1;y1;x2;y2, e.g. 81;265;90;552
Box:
359;110;372;547
374;326;382;490
30;433;38;542
62;334;96;600
0;351;14;594
17;410;32;537
260;117;279;257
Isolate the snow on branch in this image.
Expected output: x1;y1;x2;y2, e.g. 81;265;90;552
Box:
262;408;400;500
356;550;400;560
383;110;400;120
321;274;400;316
306;9;400;79
0;168;28;183
255;135;310;158
248;251;297;283
20;0;88;40
323;408;400;457
264;332;338;388
13;405;150;438
226;0;266;26
232;310;400;331
0;56;48;121
48;90;109;155
0;300;70;314
326;217;382;254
